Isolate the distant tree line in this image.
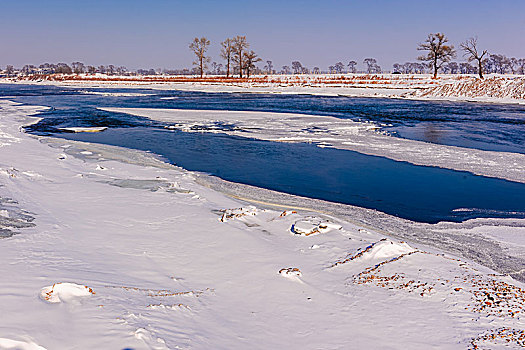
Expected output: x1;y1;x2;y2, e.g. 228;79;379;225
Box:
15;62;129;76
2;33;525;78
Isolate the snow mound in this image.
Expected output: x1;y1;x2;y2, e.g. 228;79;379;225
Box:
332;239;416;267
133;328;168;350
219;206;258;222
291;218;342;236
279;267;302;280
0;338;47;350
363;239;415;260
39;283;95;304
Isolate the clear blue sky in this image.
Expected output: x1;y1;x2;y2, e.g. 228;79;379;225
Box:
1;0;524;71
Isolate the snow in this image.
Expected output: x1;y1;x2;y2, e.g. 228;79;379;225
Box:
358;239;415;260
101;107;525;184
291;218;342;236
39;283;95;304
412;76;525;101
0;338;47;350
59;127;108;133
78;90;155;97
1;99;525;349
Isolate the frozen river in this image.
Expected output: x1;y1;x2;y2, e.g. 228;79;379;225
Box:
3;84;525;224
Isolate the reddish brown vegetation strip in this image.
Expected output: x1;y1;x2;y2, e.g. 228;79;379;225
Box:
469;328;525;349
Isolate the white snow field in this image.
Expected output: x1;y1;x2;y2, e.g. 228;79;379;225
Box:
1;99;525;349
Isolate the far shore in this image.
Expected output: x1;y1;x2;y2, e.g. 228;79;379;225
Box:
1;73;524;105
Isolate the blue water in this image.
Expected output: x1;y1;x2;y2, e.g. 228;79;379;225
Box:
3;84;524;153
2;84;525;224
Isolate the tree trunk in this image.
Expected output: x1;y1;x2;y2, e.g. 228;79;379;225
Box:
477;58;483;79
200;55;203;78
433;57;438;79
226;57;230;78
239;51;243;78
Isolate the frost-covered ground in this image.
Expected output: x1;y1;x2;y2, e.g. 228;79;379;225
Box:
1;99;525;349
101;107;525;184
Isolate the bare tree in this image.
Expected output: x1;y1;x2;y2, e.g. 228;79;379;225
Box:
56;63;72;74
363;58;381;74
459;62;476;74
281;65;291;74
5;65;14;76
460;37;487;79
516;58;525;75
210;61;223;75
445;62;459;74
334;62;345;73
21;65;36;75
116;66;127;75
264;60;273;74
291;61;303;74
508;57;520;74
243;50;262;78
392;63;402;73
71;62;85;74
417;33;456;79
312;67;320;74
347;60;357;73
232;36;249;78
220;38;233;78
189;37;211;78
486;54;505;74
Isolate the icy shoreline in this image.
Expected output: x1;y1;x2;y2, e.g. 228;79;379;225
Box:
1;99;525;349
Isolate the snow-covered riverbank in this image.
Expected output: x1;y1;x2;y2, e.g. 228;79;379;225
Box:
1;99;525;349
3;74;524;105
